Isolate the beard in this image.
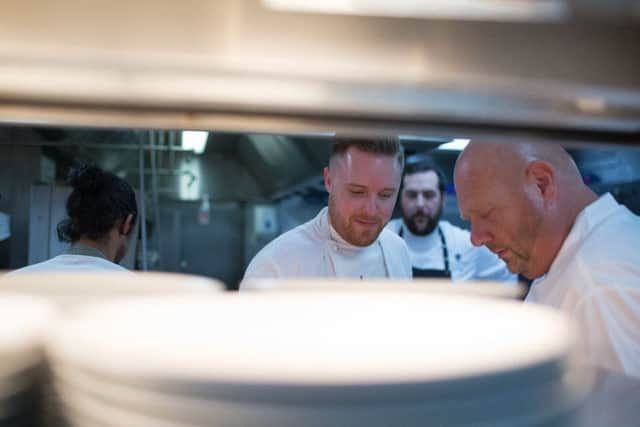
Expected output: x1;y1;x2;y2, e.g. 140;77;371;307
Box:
328;197;384;247
402;204;442;236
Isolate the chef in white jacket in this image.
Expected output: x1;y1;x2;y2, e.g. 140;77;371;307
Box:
386;158;515;282
241;136;411;285
11;164;137;274
455;141;640;378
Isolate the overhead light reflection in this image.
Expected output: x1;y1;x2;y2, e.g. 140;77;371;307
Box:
438;138;470;151
181;131;208;154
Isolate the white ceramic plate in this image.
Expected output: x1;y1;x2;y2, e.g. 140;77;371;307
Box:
51;362;584;427
46;292;573;398
57;386;193;427
0;370;38;401
57;390;579;427
241;278;526;299
0;294;56;377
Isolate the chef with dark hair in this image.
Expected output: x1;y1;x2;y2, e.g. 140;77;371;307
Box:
11;164;137;273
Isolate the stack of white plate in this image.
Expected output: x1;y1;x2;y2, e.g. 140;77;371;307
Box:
46;290;587;426
0;271;224;427
0;294;56;427
241;277;526;300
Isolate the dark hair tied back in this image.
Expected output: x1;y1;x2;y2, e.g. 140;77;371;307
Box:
57;163;138;243
66;164;106;193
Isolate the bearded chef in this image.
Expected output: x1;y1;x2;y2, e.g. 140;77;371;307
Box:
386;158;515;282
241;136;411;288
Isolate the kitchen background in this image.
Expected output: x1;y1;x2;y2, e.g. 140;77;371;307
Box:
1;125;639;289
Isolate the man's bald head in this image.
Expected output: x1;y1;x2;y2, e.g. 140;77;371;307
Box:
453;141;596;279
455;141;581;188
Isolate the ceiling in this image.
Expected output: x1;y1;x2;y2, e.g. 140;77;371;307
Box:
0;0;637;146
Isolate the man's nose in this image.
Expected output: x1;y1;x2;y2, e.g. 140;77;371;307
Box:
470;222;492;247
415;194;426;207
363;195;377;215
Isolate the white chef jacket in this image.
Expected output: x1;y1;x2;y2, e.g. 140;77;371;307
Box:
526;193;640;378
9;245;129;274
386;219;516;282
241;207;412;286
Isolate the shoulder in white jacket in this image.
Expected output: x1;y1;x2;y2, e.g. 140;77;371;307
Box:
242;208;411;285
10;254;129;274
386;218;515;282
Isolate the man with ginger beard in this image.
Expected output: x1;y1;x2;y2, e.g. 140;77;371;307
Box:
454;141;640;377
386;159;514;281
241;136;411;285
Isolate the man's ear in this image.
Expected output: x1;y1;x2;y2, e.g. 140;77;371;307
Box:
120;214;134;236
526;160;556;202
323;166;331;193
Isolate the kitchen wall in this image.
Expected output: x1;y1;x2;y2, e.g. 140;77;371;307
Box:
0;128;43;269
147;200;246;289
